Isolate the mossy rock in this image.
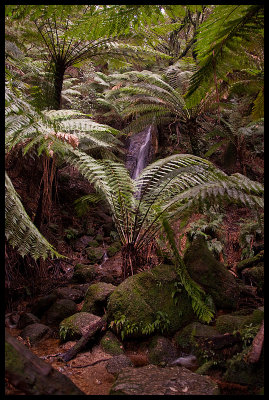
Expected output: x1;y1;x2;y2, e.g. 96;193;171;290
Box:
82;282;116;315
215;314;248;334
100;331;124;355
242;264;264;293
148;335;178;365
95;233;104;243
107;241;122;257
184;237;241;309
85;247;104;263
59;312;101;341
20;323;52;345
72;264;97;283
223;347;264;388
240;307;264;328
45;299;77;326
87;240;99;248
107;264;195;339
174;322;220;354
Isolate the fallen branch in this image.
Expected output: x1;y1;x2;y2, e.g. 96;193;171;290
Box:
59;315;107;362
247;320;264;364
68;358;111;368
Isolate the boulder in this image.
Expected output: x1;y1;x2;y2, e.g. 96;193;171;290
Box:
81;282;116;315
31;293;58;318
17;313;40;329
184;236;241;309
148;335;178;365
107;264;195;338
215;314;248;334
107;241;121;257
45;299;77;326
241;264;264;294
72;235;91;251
59;312;101;341
53;286;85;303
71;264;97;283
20;323;52;345
106;354;133;376
85;247;104;264
100;331;124;356
109;365;219;395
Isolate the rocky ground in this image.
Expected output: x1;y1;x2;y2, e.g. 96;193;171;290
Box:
5;157;264;396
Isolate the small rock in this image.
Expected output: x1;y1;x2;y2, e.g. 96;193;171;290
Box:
20;323;52;345
17;312;40;329
45;299;77;326
106;355;133;376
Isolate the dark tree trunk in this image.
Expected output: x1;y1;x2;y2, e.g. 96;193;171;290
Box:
5;329;84;395
186;118;200;156
53;60;66;110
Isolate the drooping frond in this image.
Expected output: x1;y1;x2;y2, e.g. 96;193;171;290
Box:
186;4;264;108
5;173;62;260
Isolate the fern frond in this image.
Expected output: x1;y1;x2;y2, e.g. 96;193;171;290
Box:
5;173;62;260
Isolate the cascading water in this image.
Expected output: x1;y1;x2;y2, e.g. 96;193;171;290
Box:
129;125;152;180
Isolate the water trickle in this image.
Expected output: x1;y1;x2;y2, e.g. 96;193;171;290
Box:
132;125;152;179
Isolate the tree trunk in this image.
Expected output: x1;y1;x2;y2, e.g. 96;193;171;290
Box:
5;329;84;395
53;60;66;110
247;320;264;363
59;315;107;362
185;118;200;156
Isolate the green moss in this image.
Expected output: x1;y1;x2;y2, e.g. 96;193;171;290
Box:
174;322;219;353
107;241;121;257
237;251;264;273
100;331;124;355
88;240;99;248
196;360;215;375
82;282;115;315
72;264;96;283
215;314;247;334
107;264;195;338
86;247;104;263
5;341;25;376
59;312;100;341
241;308;264;328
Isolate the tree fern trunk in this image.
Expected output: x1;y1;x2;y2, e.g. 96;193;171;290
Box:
186;118;200;156
53;60;66;110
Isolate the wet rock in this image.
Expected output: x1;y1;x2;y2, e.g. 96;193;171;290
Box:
31;293;58;318
148;335;178;365
71;264;97;283
20;323;52;345
169;354;198;369
107;264;195;338
109;364;219;395
100;331;124;356
106;354;133;376
82;282;116;315
45;299;77;326
72;235;91;251
17;313;40;329
85;247;104;264
59;312;101;341
184;236;241;309
53;286;85;303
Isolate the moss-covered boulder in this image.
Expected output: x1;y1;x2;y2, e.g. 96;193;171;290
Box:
148;335;178;365
174;322;221;354
107;264;195;338
85;247;104;263
82;282;116;315
215;314;247;334
242;264;264;294
107;241;121;258
72;263;97;283
59;312;101;341
100;331;124;355
184;237;241;309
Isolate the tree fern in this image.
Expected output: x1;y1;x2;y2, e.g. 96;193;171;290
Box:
5;172;62;260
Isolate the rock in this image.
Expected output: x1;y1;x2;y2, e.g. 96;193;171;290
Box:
20;323;52;345
241;264;264;294
45;299;77;326
53;286;85;303
107;241;121;257
109;364;219;395
85;247;104;264
87;239;99;248
106;354;133;376
71;264;97;283
148;335;178;365
59;312;101;341
82;282;116;315
72;235;91;251
174;321;221;354
31;293;58;318
17;313;40;329
107;264;195;338
100;331;124;356
215;314;248;334
184;236;241;309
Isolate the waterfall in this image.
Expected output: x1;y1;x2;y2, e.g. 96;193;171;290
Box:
132;125;152;180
